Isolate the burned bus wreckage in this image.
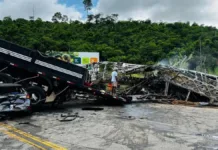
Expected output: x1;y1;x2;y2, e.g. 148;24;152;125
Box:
0;38;218;115
89;61;218;106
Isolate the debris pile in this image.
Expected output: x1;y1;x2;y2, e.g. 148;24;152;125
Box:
93;62;218;106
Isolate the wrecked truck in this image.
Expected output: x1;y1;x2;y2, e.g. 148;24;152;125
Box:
0;38;126;107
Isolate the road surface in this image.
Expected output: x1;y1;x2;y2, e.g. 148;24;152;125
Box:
0;103;218;150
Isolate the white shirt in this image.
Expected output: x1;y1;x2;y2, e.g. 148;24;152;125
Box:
111;71;118;82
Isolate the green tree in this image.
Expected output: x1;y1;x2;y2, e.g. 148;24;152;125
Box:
0;13;218;74
62;15;68;22
52;12;62;23
83;0;93;16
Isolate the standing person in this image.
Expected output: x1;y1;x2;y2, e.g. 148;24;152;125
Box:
111;68;118;96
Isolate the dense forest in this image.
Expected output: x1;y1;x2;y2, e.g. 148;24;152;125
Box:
0;12;218;74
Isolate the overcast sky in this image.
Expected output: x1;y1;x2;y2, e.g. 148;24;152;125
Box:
0;0;217;27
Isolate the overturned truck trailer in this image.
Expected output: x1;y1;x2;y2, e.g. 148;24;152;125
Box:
94;62;218;105
0;39;126;106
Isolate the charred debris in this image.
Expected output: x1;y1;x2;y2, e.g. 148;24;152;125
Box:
90;62;218;107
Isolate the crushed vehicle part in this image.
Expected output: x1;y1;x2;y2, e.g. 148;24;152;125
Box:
0;83;31;114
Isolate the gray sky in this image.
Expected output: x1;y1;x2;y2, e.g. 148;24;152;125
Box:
0;0;217;27
93;0;218;27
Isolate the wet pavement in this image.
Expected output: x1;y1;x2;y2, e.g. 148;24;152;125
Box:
1;103;218;150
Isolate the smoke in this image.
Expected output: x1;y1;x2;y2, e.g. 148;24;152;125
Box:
157;54;195;70
157;59;169;66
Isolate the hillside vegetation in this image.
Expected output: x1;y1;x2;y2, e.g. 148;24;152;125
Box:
0;13;218;74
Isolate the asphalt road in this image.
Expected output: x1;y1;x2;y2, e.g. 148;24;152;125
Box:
0;103;218;150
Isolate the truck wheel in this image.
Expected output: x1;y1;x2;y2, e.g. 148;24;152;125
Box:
0;73;13;83
37;76;53;96
26;86;46;105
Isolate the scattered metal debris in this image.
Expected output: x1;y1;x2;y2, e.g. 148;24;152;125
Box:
58;112;83;122
18;122;30;125
18;122;40;127
81;107;104;111
117;116;136;120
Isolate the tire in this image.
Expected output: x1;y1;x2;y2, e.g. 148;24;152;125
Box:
37;76;53;96
26;86;46;106
0;73;13;83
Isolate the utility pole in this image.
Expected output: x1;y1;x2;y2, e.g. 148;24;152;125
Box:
29;5;35;21
199;36;202;71
33;5;35;20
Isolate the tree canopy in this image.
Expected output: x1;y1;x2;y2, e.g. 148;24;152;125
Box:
83;0;93;15
0;13;218;74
